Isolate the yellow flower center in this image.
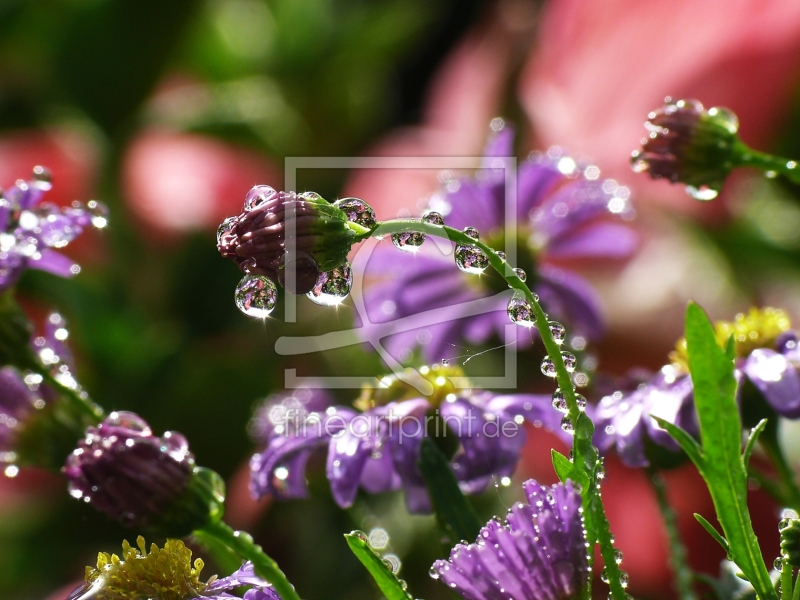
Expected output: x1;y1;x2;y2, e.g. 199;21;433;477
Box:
83;537;209;600
671;307;791;370
353;364;466;411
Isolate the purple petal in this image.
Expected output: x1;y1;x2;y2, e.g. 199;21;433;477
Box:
385;399;431;513
29;248;77;277
536;266;604;340
327;423;374;508
516;159;563;217
744;349;800;418
546;222;639;260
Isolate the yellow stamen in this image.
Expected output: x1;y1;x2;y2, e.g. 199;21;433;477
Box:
671;307;791;370
354;364;466;411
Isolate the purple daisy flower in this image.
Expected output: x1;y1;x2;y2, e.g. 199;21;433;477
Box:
0;167;108;291
359;123;637;361
68;537;281;600
430;479;588;600
594;365;697;469
596;307;800;468
249;366;565;513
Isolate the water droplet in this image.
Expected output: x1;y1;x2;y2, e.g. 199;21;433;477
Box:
541;356;556;377
391;231;426;252
552;389;568;413
614;549;623;564
707;106;739;134
596;464;606;480
383;554;401;573
507;292;534;328
685;185;718;201
560;416;574;435
217;216;236;244
462;226;479;240
422;211;444;226
549;321;566;344
455;244;489;274
601;568;610;584
429;566;440;579
496;251;506;261
775;557;784;570
619;571;629;588
441;359;449;366
351;530;368;543
235;275;278;318
244;185;278;210
779;518;792;531
576;394;587;411
513;268;527;282
334;198;377;229
562;352;577;372
307;262;353;306
788;161;797;170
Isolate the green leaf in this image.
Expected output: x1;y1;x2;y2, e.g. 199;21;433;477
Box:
418;437;482;545
742;419;768;471
345;532;410;600
552;449;591;491
683;302;776;600
651;416;704;468
694;513;730;556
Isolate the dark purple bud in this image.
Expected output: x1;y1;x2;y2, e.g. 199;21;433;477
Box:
217;186;371;294
64;411;224;535
631;98;741;200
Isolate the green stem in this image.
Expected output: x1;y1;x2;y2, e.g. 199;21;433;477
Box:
649;468;698;600
735;142;800;185
761;433;800;513
782;555;793;600
199;520;301;600
792;567;800;600
370;219;626;600
193;528;245;578
37;367;104;424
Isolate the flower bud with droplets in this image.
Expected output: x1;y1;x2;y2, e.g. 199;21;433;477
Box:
67;536;280;600
631;99;741;200
780;518;800;567
63;411;225;536
217;186;371;294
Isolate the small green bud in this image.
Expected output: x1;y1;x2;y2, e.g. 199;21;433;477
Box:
780;517;800;567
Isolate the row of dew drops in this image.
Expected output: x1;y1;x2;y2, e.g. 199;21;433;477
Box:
226;193;550;331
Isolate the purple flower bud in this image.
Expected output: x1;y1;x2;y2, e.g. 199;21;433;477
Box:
64;411;224;535
631;98;741;200
218;186;369;294
430;479;589;600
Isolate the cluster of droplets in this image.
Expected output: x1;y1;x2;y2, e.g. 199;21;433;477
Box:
350;530;412;598
225;190;379;319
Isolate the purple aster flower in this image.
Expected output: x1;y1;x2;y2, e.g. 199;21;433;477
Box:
64;411;223;534
67;537;280;600
430;479;588;600
0;167;108;291
250;366;565;513
596;307;800;468
360;122;637;361
217;186;369;294
594;365;697;469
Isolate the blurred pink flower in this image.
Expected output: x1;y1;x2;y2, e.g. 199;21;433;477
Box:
343;6;532;218
520;0;800;215
123;130;281;237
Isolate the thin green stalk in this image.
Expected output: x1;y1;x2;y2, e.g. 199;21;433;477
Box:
37;367;104;424
782;555;793;600
649;468;698;600
735;142;800;185
792;567;800;600
370;219;626;600
199;520;301;600
761;434;800;513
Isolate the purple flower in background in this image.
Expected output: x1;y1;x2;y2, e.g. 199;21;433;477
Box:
430;479;588;600
361;123;637;361
594;365;697;468
0;312;82;469
68;537;281;600
250;367;565;513
0;167;108;292
741;330;800;418
63;411;206;531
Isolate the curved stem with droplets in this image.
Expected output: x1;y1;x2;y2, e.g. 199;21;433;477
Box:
734;141;800;185
369;219;628;600
199;520;302;600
